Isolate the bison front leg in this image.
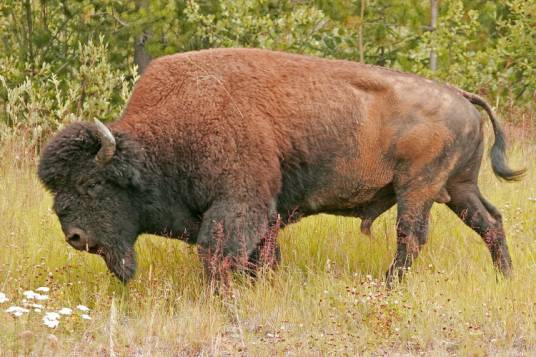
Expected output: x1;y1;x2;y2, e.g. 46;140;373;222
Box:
386;194;433;286
247;213;282;275
196;200;276;284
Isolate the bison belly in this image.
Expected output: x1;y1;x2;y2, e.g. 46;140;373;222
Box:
276;150;394;221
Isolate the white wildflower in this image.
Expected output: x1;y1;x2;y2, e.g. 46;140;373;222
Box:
23;290;48;301
36;287;50;293
23;291;36;299
45;312;60;319
76;305;90;312
80;314;91;320
43;312;61;328
0;293;8;304
6;306;29;317
58;307;72;315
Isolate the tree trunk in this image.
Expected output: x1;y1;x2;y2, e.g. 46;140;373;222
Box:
429;0;438;71
24;0;34;73
134;0;151;75
358;0;366;63
134;31;151;75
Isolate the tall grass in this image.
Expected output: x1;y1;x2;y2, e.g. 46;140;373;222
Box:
0;136;535;356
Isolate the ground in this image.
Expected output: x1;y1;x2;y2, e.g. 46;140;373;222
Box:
0;134;534;356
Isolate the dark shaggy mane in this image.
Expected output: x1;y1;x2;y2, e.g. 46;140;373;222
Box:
38;122;146;192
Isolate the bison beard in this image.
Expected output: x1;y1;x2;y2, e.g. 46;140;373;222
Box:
101;246;137;283
38;48;524;286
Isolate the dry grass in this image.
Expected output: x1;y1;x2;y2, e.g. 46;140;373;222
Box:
0;135;535;356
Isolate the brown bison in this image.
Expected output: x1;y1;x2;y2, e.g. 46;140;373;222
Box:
38;48;524;283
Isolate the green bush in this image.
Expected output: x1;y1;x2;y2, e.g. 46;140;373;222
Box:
183;0;356;58
406;0;535;105
0;37;138;148
0;0;534;145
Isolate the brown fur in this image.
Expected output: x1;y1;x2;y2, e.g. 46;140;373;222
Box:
40;48;521;283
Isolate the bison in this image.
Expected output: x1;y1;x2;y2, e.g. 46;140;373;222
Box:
38;48;524;284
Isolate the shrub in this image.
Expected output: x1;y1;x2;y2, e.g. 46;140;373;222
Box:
0;37;138;148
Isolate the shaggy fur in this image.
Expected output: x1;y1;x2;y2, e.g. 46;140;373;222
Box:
38;48;524;283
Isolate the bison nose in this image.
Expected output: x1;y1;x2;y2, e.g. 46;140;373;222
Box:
65;228;96;251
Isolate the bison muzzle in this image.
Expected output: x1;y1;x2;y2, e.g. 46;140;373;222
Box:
38;48;525;284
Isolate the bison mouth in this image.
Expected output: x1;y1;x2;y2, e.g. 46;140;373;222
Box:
88;245;105;255
100;246;137;283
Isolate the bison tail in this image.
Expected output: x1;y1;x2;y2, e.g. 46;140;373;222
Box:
461;90;526;181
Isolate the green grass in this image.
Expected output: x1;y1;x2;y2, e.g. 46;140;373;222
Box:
0;138;535;356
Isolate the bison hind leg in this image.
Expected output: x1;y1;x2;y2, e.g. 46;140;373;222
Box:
446;184;512;277
385;181;449;286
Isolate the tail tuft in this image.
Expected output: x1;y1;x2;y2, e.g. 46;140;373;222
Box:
459;89;526;181
490;127;526;181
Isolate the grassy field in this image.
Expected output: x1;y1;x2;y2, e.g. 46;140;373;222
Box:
0;135;535;356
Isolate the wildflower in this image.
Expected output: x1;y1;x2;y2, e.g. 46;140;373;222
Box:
58;307;72;315
43;312;60;328
23;291;36;299
6;306;29;317
23;290;49;301
77;305;90;312
0;293;8;304
46;311;60;319
36;287;50;293
80;314;91;320
43;318;59;328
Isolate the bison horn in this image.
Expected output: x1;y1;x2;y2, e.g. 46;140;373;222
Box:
94;119;116;166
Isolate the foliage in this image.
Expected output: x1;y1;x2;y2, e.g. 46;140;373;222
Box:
0;38;138;147
0;1;134;78
0;0;535;144
492;0;536;102
407;0;536;103
182;0;356;58
408;0;487;90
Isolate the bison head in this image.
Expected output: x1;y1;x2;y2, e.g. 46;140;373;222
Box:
38;120;147;282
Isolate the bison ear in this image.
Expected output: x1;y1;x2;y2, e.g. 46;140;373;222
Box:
104;134;145;191
106;159;144;191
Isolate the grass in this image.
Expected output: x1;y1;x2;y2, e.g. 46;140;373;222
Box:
0;136;535;356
